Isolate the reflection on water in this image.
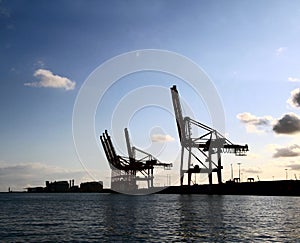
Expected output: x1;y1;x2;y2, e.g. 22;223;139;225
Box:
0;193;299;242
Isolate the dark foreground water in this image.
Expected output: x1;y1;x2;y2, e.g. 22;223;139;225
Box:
0;193;299;242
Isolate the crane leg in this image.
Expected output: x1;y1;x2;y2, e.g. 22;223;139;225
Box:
217;155;222;184
180;146;184;186
209;173;212;185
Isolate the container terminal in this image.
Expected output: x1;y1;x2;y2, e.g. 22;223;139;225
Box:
22;85;300;196
99;85;300;196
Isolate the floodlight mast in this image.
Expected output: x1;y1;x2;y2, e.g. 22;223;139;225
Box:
170;85;248;186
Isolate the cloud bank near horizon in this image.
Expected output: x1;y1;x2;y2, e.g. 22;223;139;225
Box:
273;144;300;158
0;162;91;192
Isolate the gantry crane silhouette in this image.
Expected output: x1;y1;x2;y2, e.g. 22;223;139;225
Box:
100;129;172;191
170;85;248;186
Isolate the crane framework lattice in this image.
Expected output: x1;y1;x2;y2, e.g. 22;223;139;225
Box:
100;129;172;192
170;85;248;186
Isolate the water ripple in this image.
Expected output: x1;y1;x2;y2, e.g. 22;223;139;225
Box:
0;193;300;242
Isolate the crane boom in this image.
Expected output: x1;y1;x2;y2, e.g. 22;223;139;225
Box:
170;85;185;143
124;128;134;159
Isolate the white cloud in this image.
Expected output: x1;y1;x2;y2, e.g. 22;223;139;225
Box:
287;88;300;108
151;134;175;143
288;77;300;82
237;112;273;133
24;69;75;91
275;47;287;56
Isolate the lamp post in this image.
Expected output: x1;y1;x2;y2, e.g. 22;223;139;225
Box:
285;169;288;180
231;163;233;180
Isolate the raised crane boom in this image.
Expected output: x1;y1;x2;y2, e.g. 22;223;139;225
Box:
170;85;185;143
124;128;134;159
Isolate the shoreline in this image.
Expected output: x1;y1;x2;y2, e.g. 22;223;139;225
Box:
2;180;300;196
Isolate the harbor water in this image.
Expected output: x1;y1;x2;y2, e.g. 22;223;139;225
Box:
1;193;299;242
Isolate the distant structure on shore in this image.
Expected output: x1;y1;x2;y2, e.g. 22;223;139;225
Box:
26;180;103;193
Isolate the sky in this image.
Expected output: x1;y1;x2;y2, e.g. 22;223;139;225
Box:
1;0;300;191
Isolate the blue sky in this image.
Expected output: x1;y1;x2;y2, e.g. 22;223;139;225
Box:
1;0;300;191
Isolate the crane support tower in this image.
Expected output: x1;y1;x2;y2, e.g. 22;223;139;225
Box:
170;85;248;186
100;130;172;192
